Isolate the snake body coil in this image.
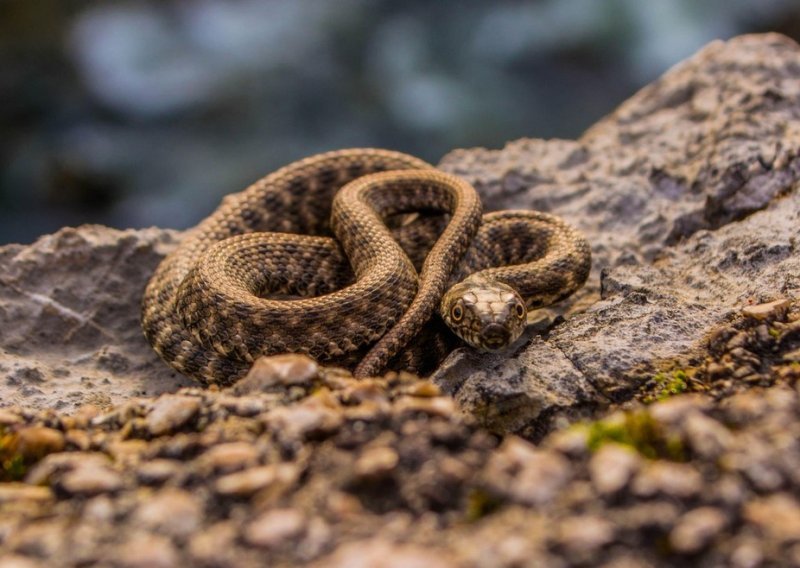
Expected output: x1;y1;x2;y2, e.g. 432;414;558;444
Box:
142;149;591;385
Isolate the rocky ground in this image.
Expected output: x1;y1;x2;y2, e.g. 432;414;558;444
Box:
2;33;800;567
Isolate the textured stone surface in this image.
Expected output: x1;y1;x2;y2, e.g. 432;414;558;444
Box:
0;226;190;411
435;33;800;426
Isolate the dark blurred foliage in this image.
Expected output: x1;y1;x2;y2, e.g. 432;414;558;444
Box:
2;0;799;243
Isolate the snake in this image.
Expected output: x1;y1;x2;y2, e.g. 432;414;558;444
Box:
141;148;591;386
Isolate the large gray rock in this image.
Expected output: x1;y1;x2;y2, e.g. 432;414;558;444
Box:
433;33;800;432
0;226;190;410
1;33;798;431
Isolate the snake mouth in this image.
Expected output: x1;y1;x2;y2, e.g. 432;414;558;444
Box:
480;323;511;350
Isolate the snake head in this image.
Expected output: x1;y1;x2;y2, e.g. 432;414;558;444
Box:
439;278;527;351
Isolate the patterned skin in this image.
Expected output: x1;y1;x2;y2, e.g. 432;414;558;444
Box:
141;149;591;385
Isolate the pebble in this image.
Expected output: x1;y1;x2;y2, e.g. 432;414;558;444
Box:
264;401;344;442
13;426;65;460
135;459;183;485
484;436;571;506
315;539;456;568
58;465;123;496
0;483;52;504
214;463;298;497
743;493;800;543
243;508;307;549
741;298;791;320
234;354;320;394
393;395;457;419
354;446;399;479
589;443;642;496
146;395;201;436
682;412;732;458
117;533;179;568
133;488;202;537
631;462;703;499
197;442;259;474
669;506;728;554
557;515;616;554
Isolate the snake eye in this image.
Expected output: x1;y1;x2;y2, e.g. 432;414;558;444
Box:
515;303;525;318
451;303;464;322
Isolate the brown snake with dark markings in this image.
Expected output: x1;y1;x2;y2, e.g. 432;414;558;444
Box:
141;148;591;385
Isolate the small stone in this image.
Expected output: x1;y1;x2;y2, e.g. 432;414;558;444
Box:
58;465;123;496
744;493;800;543
188;522;238;565
146;395;201;436
234;354;320;394
14;426;65;460
0;409;23;426
557;515;616;554
243;508;306;549
742;298;791;320
394;396;457;419
402;381;441;397
0;483;52;504
117;533;179;568
315;539;455;568
354;446;399;479
64;429;91;451
682;412;732;458
589;443;642;496
136;459;183;485
215;463;298;497
24;451;111;485
0;554;41;568
264;401;343;442
632;462;703;499
483;436;570;506
669;507;728;554
341;380;389;404
133;488;202;538
198;442;259;474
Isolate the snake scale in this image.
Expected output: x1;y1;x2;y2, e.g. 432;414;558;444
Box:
141;149;591;386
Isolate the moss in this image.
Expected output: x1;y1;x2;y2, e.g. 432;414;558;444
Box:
0;426;28;482
584;410;686;461
464;488;503;521
643;369;690;404
769;327;781;339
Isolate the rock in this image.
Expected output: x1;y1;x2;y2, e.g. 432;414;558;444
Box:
135;459;183;485
116;533;180;568
482;436;571;506
354;446;400;480
232;354;321;394
631;462;704;499
243;508;306;549
743;493;800;543
437;32;800;418
589;443;642;496
132;488;202;538
669;507;728;554
12;426;65;460
145;394;201;436
315;539;456;568
556;515;616;555
742;298;791;320
57;465;123;496
0;226;191;411
197;442;259;474
214;463;299;498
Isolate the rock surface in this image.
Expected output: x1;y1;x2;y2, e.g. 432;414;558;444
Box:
2;33;800;567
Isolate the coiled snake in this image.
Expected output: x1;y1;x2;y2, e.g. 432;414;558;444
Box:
141;149;591;386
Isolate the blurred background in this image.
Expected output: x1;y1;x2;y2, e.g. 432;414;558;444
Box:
2;0;799;244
